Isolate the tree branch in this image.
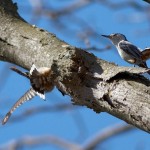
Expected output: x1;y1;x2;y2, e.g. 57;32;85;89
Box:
0;135;81;150
82;123;134;150
143;0;150;4
0;0;150;133
0;124;134;150
2;103;77;124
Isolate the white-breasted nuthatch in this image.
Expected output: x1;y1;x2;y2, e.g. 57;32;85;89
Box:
101;33;150;72
2;64;54;125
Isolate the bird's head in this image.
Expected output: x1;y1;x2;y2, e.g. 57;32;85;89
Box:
101;33;127;45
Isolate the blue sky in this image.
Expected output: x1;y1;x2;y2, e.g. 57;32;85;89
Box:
0;0;150;150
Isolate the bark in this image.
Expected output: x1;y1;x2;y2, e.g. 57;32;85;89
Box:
144;0;150;4
0;0;150;133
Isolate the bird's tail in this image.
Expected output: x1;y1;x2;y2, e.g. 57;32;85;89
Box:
138;62;150;75
141;47;150;61
2;88;37;125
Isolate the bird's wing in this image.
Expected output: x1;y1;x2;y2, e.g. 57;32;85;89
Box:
30;64;39;75
141;47;150;61
119;41;142;59
30;77;45;99
29;64;45;99
10;67;30;79
2;88;37;125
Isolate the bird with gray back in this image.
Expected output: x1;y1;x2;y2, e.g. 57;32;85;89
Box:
101;33;150;74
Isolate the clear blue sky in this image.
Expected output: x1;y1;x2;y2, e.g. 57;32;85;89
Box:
0;0;150;150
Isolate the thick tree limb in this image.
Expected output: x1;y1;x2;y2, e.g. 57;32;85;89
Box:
0;0;150;133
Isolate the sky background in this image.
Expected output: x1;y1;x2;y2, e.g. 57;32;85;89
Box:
0;0;150;150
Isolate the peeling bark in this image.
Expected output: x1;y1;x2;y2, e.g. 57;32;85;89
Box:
0;0;150;133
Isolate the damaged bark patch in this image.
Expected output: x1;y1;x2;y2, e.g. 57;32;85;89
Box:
98;66;150;81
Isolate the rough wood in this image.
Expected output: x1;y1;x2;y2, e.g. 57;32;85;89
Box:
0;0;150;133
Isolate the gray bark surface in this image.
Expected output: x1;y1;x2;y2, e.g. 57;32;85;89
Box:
0;0;150;133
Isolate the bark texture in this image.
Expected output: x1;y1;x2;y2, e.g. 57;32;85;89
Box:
0;0;150;133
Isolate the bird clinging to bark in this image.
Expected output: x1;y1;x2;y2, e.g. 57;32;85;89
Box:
2;64;54;125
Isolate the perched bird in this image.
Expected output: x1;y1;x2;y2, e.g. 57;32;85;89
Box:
2;64;54;125
101;33;150;70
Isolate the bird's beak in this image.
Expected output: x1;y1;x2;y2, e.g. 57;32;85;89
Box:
101;35;111;38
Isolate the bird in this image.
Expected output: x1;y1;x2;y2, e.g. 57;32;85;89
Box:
101;33;150;71
2;64;54;125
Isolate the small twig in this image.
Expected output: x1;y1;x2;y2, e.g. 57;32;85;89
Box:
98;0;144;10
85;45;112;51
44;0;92;19
4;103;77;124
0;135;82;150
82;123;135;150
